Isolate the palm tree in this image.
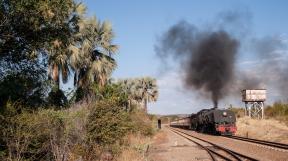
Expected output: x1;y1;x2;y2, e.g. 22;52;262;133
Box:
69;17;118;89
47;3;86;88
136;77;158;112
90;51;116;86
118;77;158;112
118;79;139;110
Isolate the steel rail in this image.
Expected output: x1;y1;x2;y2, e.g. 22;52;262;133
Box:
225;135;288;150
170;128;243;161
170;128;218;161
171;127;259;161
206;146;239;161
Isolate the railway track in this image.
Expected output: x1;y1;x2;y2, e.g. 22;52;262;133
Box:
169;127;258;161
224;135;288;150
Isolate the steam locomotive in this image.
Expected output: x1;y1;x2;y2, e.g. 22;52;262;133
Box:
170;108;237;135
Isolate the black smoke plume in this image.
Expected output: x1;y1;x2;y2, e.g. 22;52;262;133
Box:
156;21;239;107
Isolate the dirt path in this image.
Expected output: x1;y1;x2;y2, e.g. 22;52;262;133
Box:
147;126;211;161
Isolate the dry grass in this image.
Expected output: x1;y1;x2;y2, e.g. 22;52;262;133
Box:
117;148;144;161
236;116;288;144
117;134;151;161
151;130;168;145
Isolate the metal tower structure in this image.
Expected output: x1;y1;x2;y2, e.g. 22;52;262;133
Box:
242;89;266;119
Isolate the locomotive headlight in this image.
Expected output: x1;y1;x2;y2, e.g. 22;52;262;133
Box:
223;112;227;116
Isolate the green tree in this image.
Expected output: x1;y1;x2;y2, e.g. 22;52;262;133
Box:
0;62;48;109
0;0;84;107
0;0;80;66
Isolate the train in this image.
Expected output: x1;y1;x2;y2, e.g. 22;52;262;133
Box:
170;108;237;135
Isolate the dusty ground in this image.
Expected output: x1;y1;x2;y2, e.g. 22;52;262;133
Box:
147;126;211;161
236;117;288;144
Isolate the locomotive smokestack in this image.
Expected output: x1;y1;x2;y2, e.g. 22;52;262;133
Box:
156;21;239;107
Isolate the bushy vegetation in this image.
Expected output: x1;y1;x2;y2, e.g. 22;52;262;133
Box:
0;102;89;160
265;102;288;123
86;99;131;146
0;86;156;160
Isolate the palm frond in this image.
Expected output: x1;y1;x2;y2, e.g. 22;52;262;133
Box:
75;3;86;16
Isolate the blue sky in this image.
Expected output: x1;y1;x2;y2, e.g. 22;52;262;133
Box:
82;0;288;114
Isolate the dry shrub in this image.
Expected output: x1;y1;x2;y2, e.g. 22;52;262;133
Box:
1;99;156;160
0;102;90;161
